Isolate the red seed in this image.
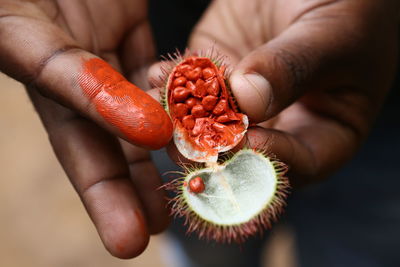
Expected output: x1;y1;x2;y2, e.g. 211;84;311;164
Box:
174;103;189;118
177;64;192;73
173;76;187;87
202;68;215;80
189;176;205;193
173;86;191;102
213;99;228;115
182;115;195;130
193;58;210;68
192;79;207;98
185;97;200;108
202;95;218;111
186;67;202;80
186;81;196;94
205;78;220;96
216;114;230;123
191;104;207;118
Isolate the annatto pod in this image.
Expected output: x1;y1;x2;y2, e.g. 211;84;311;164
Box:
160;50;290;243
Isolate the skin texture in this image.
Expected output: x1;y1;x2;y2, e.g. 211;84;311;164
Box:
0;0;170;259
151;0;400;186
80;58;172;149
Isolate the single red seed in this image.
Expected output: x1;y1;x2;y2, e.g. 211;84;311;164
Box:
186;81;196;93
205;78;220;96
189;176;205;193
173;86;191;102
202;67;215;80
174;103;189;118
191;104;207;118
193;79;207;97
177;64;192;73
185;97;200;108
202;95;218;111
213;99;228;115
186;67;202;81
216;114;230;123
173;76;187;87
193;58;210;68
182;115;195;130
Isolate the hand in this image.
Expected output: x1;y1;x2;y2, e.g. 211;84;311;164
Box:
187;0;399;186
0;0;171;258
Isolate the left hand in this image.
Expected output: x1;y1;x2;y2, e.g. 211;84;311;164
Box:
184;0;399;186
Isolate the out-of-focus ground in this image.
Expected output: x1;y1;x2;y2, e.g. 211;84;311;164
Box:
0;72;295;267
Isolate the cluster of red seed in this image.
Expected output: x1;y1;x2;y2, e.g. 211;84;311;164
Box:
170;58;233;137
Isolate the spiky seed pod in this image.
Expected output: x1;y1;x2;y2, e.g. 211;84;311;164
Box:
166;149;289;243
160;50;248;163
159;50;290;243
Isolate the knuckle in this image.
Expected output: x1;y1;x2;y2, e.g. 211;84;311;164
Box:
271;45;313;90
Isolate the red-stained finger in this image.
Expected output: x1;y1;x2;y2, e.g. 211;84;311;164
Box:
0;8;172;149
28;88;150;259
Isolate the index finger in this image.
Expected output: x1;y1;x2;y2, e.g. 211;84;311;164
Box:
0;7;172;149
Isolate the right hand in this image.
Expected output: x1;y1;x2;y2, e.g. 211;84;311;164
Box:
0;0;172;258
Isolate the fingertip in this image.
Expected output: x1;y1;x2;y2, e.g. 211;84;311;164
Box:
147;61;165;87
148;214;171;235
102;209;150;259
230;71;272;122
146;88;163;103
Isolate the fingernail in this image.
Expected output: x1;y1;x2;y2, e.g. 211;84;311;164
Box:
230;72;271;122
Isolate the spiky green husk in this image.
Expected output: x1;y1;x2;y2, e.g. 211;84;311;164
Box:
164;149;290;243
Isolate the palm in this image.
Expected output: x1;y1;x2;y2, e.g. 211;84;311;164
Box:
189;0;399;184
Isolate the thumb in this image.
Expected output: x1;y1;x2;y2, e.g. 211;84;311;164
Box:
0;7;172;150
229;20;354;123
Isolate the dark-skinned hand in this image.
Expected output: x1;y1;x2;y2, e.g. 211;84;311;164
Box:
0;0;169;259
152;0;399;187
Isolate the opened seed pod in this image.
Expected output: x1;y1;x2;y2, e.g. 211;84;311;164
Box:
160;50;290;243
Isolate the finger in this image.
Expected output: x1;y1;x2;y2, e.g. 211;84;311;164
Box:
28;88;149;259
229;15;365;123
0;6;172;149
148;61;165;87
120;140;170;234
119;19;156;91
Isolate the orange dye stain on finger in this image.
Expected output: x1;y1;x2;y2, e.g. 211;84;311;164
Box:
78;58;172;149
